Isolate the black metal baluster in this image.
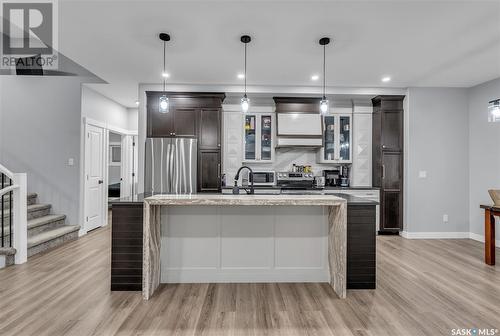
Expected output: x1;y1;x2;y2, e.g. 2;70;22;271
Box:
1;173;4;248
9;178;13;248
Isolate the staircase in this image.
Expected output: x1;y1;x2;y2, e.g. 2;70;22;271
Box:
1;191;80;263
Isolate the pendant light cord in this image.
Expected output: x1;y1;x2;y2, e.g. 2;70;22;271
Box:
163;41;166;92
244;42;247;97
323;44;326;99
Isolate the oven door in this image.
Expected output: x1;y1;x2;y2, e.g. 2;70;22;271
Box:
251;172;276;186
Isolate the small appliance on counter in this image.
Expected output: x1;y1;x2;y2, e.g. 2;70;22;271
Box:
253;171;276;186
323;166;350;187
323;168;341;187
314;176;325;188
243;171;276;187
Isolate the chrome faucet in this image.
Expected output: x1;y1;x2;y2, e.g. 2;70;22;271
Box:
233;166;255;195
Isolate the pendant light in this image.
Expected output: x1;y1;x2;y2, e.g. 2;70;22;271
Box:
159;33;170;113
319;37;330;114
488;99;500;122
240;35;251;113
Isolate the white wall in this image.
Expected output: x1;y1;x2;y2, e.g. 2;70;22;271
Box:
468;78;500;241
81;86;133;131
0;76;84;226
127;108;138;132
405;88;470;235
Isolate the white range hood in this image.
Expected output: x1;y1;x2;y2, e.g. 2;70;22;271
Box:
276;113;323;147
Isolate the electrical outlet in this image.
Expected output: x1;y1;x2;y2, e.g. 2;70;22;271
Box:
443;214;449;223
68;158;74;166
418;170;427;178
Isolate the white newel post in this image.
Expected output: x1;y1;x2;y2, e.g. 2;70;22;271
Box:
13;173;27;264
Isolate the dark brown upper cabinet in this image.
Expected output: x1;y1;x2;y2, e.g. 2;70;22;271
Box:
199;108;221;149
147;93;174;137
381;110;403;151
273;97;322;113
173;108;197;137
146;92;225;138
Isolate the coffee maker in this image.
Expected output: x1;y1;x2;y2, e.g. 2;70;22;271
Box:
323;166;350;187
323;168;341;187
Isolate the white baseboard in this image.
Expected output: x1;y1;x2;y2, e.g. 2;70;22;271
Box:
400;231;500;245
161;269;330;283
400;231;469;239
469;232;500;246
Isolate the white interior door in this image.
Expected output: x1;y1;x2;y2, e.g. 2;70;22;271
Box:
85;124;105;231
120;135;133;198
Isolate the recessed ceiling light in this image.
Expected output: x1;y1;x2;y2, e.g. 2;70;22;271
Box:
237;73;245;79
311;75;319;81
135;100;139;106
162;72;170;78
381;76;391;82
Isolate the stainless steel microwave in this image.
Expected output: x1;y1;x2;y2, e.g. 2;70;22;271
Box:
250;171;276;186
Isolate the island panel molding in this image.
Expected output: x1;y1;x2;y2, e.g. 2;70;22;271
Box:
142;194;348;300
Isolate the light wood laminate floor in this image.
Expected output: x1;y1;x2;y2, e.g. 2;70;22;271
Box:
0;226;499;336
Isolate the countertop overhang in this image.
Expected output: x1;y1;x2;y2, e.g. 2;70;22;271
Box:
144;194;347;206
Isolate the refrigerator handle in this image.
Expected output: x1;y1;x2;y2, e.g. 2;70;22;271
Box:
171;141;176;194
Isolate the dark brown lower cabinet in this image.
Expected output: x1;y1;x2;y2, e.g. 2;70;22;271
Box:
347;204;376;289
382;191;402;232
198;150;221;192
111;203;143;291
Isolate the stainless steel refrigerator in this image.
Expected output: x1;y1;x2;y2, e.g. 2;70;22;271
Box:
145;138;197;194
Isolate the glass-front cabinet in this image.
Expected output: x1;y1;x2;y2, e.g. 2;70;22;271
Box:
317;114;352;163
243;113;275;162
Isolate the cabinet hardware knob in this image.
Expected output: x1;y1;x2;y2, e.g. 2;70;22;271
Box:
218;144;221;147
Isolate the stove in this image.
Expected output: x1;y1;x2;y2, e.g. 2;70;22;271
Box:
276;171;315;189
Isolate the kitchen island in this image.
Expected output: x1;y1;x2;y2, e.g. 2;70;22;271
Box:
110;193;377;300
143;194;348;300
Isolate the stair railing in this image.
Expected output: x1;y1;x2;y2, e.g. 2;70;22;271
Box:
0;163;27;264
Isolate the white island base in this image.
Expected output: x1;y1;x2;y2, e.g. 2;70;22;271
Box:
143;194;347;300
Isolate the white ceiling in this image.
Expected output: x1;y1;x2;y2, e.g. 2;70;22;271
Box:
58;0;500;107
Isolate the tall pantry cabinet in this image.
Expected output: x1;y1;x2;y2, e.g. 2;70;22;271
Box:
372;95;404;234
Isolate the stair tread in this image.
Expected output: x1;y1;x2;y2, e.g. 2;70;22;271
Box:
28;225;80;248
0;247;16;255
27;203;51;212
28;214;66;229
1;192;37;200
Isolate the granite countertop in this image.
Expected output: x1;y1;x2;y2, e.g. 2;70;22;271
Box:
109;193;151;204
221;186;380;190
334;194;379;205
144;193;347;206
324;186;380;190
112;192;378;206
